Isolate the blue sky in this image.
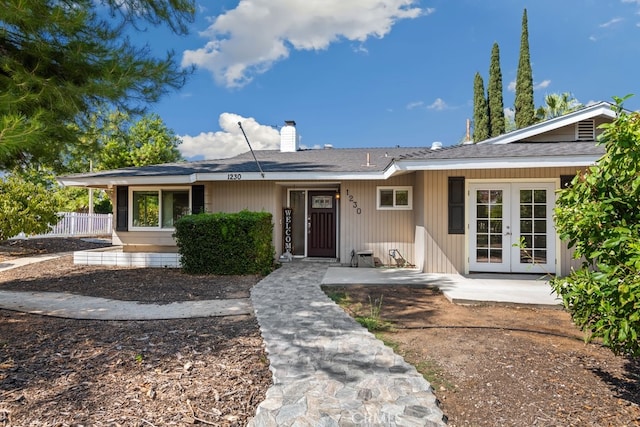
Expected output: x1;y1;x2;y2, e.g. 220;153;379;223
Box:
140;0;640;160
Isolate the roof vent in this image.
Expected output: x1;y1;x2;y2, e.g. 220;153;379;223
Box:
576;119;595;141
430;141;443;150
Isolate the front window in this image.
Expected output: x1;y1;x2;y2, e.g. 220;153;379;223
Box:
131;188;190;229
377;186;412;210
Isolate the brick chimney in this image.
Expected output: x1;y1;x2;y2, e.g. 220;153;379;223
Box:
280;120;299;152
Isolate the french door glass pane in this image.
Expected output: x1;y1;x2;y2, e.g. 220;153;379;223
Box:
518;188;548;265
476;189;503;264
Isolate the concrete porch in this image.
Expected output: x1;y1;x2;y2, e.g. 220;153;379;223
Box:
321;267;562;307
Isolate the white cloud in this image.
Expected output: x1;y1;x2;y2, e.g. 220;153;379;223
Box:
534;79;551;90
622;0;640;4
599;17;623;28
406;101;424;110
182;0;428;88
508;79;550;92
504;107;515;121
179;113;280;160
427;98;448;111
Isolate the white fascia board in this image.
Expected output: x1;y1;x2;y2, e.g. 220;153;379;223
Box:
481;103;616;145
393;155;601;171
58;175;196;187
193;171;388;181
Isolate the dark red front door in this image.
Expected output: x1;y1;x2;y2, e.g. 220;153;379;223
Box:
307;191;336;257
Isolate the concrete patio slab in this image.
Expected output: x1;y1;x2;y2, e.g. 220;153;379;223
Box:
322;267;562;307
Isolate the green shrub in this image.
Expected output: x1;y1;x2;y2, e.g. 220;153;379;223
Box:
552;96;640;357
174;210;275;275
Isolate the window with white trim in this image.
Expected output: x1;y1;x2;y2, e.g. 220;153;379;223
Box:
130;188;190;229
377;186;412;210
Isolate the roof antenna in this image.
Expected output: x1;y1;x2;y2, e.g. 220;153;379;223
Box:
238;122;265;178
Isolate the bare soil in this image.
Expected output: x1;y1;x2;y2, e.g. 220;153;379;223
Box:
2;238;639;426
324;285;640;427
0;238;270;426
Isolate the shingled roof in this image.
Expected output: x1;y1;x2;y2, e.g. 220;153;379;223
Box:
398;141;605;161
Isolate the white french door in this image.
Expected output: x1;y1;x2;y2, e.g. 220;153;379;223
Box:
469;182;556;274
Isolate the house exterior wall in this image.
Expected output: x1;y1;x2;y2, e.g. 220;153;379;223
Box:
522;117;609;142
109;188;180;251
339;174;416;267
207;180;281;256
112;181;281;253
416;167;587;276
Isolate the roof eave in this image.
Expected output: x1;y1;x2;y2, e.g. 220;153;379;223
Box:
58;175;197;188
479;103;616;145
393;155;602;171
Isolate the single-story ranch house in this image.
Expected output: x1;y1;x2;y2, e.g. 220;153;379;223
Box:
59;102;617;276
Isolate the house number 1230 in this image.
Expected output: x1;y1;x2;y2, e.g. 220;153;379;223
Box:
346;189;361;214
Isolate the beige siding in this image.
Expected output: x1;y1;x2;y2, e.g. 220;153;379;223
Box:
114;182;281;254
523;118;608;142
418;167;586;275
208;181;278;213
208;181;281;256
339;175;416;266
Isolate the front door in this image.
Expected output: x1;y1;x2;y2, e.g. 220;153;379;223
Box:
307;191;337;257
469;182;556;274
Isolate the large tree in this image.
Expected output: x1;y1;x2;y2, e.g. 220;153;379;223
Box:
99;112;184;170
514;8;535;128
472;72;490;142
552;96;640;356
0;0;194;170
487;42;505;137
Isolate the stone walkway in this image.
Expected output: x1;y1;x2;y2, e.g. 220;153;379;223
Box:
248;262;446;427
0;290;252;320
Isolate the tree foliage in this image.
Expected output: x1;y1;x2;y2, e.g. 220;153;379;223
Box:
552;96;640;356
487;43;505;137
0;172;62;240
514;8;535;128
0;0;194;170
99;112;183;170
536;92;582;121
473;72;490;142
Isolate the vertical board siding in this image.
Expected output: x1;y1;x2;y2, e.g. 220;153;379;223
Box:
340;175;415;266
420;167;586;275
209;181;277;213
207;181;280;258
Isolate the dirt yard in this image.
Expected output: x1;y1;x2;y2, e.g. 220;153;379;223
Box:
1;238;639;426
324;284;640;427
0;238;271;426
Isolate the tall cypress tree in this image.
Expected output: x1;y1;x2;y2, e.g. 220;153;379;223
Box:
515;8;535;128
487;42;505;137
473;73;490;142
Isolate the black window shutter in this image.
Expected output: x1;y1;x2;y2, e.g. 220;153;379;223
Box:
116;186;128;231
560;174;575;189
191;185;205;214
448;177;465;234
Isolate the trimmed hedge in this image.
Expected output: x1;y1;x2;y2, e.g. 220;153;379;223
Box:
174;210;275;275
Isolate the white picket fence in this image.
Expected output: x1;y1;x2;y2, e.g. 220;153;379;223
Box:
31;212;113;238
